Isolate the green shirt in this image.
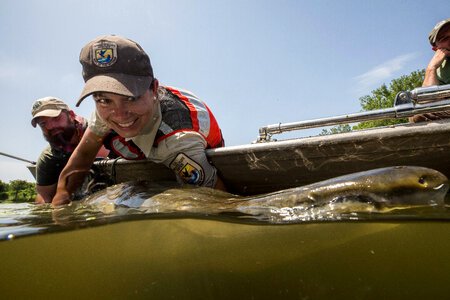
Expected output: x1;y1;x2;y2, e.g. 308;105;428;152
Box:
36;145;72;186
437;58;450;85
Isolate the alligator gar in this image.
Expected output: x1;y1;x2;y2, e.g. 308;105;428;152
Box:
84;166;449;219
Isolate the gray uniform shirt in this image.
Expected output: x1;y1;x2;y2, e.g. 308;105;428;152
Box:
89;98;219;188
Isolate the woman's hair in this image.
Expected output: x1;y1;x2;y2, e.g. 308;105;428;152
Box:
150;79;156;90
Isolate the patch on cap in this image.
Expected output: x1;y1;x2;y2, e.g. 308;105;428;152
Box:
31;97;69;127
93;41;118;67
32;100;43;112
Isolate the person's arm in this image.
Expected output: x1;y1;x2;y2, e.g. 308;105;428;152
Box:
34;146;62;204
422;49;450;87
410;49;450;123
52;128;104;206
35;184;57;204
159;132;227;191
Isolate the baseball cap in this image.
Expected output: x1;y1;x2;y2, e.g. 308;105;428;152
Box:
76;35;154;107
31;97;69;127
428;18;450;46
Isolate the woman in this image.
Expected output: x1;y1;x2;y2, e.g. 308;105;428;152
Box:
52;35;225;206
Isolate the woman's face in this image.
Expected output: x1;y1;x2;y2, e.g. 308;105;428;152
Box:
94;89;156;138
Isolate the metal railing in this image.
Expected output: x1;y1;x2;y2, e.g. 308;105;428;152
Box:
0;151;35;164
257;84;450;142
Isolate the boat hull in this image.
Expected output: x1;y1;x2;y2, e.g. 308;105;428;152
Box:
91;120;450;195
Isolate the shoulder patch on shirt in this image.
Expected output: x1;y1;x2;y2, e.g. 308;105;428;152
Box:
169;153;204;185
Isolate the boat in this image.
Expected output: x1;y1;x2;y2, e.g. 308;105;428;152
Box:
26;84;450;194
4;86;450;300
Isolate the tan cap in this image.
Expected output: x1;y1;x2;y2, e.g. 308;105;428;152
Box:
31;97;69;127
76;35;154;107
428;18;450;46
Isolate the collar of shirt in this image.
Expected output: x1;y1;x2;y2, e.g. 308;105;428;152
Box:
128;100;162;158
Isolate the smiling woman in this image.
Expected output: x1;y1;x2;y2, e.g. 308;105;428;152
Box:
51;35;226;206
93;88;157;139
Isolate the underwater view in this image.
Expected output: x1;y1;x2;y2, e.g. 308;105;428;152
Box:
0;166;449;299
3;2;450;299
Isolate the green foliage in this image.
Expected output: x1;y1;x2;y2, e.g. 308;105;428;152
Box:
9;180;31;192
0;180;36;202
0;180;8;193
322;69;425;134
319;124;352;136
354;69;425;130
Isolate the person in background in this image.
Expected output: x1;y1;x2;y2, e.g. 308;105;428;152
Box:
52;35;225;206
31;97;109;203
410;18;450;123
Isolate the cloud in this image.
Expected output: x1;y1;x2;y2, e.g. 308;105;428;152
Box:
353;53;418;94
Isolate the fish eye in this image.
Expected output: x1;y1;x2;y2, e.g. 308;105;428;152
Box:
418;177;425;185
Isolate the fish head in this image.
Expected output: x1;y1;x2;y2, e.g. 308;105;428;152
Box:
360;166;449;207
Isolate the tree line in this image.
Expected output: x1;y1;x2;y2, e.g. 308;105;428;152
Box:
0;180;36;202
320;69;425;135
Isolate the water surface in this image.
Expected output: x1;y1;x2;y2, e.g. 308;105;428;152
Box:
0;172;449;299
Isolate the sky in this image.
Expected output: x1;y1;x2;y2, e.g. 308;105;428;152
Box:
0;0;448;183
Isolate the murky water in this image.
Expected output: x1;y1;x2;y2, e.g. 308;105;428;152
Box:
1;167;449;299
0;214;449;299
